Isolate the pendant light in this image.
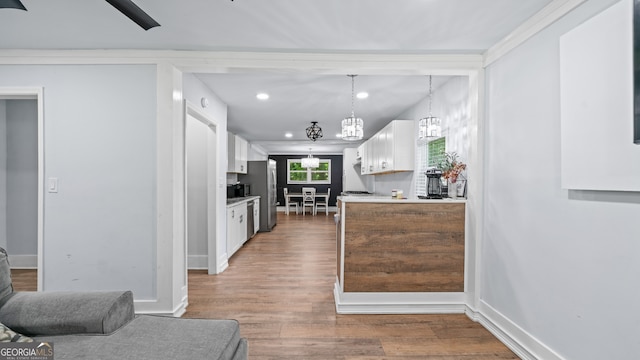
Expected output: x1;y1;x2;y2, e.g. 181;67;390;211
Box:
341;75;364;141
305;121;323;142
418;75;442;140
301;148;320;168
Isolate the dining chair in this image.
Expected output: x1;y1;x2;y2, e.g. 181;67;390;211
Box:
283;188;298;215
301;187;316;216
315;188;330;216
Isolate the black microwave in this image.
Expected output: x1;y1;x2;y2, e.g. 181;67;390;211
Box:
227;184;250;198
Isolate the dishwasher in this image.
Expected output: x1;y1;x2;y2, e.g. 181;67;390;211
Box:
246;200;255;242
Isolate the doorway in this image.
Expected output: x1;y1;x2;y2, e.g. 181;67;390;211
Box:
185;101;218;279
0;88;43;290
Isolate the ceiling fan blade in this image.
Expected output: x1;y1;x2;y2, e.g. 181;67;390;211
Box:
0;0;27;10
105;0;160;31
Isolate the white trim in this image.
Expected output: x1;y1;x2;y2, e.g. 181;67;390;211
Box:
185;101;221;275
134;298;188;317
467;301;566;360
484;0;587;66
7;255;37;269
334;281;467;314
0;87;44;290
0;50;483;74
217;254;229;274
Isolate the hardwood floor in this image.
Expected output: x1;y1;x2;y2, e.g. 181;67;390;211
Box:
10;213;519;359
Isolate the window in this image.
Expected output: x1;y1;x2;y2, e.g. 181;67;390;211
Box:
287;159;331;184
415;137;446;196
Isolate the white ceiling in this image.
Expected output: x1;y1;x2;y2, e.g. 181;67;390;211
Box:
0;0;554;154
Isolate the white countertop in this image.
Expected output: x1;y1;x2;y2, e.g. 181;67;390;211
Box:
337;195;466;204
226;195;261;207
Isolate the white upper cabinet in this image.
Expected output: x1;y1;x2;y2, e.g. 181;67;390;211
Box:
363;120;414;175
227;132;248;174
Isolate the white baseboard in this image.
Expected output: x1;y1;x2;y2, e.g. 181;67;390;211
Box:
465;301;565;360
187;255;208;269
217;254;229;274
8;254;37;269
134;298;188;317
334;281;467;314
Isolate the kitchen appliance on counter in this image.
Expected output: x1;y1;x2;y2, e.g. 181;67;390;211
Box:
424;168;443;199
227;183;250;198
238;160;277;232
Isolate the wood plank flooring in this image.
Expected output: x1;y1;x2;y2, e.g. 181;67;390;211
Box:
10;212;519;359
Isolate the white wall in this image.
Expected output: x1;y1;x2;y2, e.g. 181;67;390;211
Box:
0;65;157;299
483;0;640;358
6;100;38;256
389;76;470;198
182;73;229;273
0;101;6;250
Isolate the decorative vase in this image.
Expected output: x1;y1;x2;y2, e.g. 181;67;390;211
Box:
448;180;458;199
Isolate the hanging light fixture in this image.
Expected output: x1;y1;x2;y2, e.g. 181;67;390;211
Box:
341;75;364;141
301;148;320;168
306;121;323;142
418;75;442;140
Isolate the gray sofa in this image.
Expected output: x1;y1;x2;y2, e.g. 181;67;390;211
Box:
0;248;247;360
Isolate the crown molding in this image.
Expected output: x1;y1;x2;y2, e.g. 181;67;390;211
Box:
484;0;587;67
0;49;483;74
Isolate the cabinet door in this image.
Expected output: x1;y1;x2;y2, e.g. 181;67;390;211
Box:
384;124;394;171
360;142;368;175
367;136;375;174
226;206;238;257
236;204;247;248
235;136;248;174
253;199;260;235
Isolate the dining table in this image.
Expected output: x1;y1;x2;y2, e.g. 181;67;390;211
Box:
285;191;329;215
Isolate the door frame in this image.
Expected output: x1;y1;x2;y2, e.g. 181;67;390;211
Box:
184;100;219;278
0;87;44;291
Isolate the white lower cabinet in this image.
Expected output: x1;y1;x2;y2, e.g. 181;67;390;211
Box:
226;202;247;258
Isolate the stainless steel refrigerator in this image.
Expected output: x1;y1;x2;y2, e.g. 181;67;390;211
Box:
239;160;277;232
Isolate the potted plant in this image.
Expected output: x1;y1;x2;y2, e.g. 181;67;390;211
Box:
439;152;466;198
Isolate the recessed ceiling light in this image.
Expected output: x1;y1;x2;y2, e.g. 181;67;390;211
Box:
285;132;293;138
257;93;269;100
356;92;369;99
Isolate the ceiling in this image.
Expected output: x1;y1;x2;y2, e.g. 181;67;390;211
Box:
0;0;554;154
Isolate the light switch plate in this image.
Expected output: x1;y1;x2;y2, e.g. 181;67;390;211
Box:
48;178;58;193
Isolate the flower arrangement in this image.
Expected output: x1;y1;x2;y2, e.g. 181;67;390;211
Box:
439;152;466;183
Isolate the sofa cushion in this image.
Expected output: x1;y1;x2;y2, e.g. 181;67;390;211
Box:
0;248;13;304
0;291;134;336
33;315;247;360
0;321;33;343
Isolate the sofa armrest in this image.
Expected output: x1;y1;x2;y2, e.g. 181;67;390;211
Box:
0;290;134;336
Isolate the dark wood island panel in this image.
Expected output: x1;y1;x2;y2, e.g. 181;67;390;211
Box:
343;202;465;292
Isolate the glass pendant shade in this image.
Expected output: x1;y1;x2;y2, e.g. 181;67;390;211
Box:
301;149;319;168
418;75;442;141
342;116;364;140
301;156;320;168
341;75;364;141
419;116;442;139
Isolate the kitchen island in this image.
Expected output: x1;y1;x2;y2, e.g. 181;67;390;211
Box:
334;195;467;314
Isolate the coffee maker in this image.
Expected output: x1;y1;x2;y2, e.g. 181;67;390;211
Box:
425;168;443;199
